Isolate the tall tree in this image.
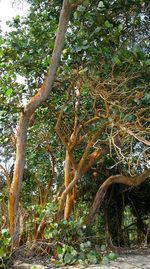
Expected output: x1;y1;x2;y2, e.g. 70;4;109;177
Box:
8;0;84;248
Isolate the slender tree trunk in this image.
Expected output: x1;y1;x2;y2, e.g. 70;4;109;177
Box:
85;168;150;228
8;0;75;248
64;151;75;219
58;124;108;217
58;171;80;216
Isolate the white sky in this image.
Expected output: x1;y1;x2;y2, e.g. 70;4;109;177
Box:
0;0;30;33
0;0;30;88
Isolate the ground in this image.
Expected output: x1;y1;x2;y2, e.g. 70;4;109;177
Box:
8;247;150;269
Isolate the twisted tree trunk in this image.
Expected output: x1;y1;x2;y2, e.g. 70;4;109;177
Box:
85;168;150;227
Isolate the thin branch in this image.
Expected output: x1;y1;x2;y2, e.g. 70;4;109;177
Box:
78;122;109;172
119;125;150;146
44;152;56;205
0;164;11;189
34;176;43;208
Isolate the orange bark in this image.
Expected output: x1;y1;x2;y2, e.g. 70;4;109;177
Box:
58;123;109;215
8;0;76;248
64;151;75;219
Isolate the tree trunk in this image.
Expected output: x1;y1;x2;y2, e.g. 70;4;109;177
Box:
8;0;74;248
58;171;80;216
85;168;150;228
104;204;113;248
58;124;108;217
64;151;74;219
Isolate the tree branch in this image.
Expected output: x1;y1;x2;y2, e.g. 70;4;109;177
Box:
0;164;11;189
85;167;150;227
119;125;150;146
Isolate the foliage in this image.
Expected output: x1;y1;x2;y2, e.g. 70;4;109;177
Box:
0;0;150;265
0;229;11;268
47;219;115;265
101;251;118;265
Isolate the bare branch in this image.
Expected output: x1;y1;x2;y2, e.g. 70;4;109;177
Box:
0;164;11;189
119;125;150;146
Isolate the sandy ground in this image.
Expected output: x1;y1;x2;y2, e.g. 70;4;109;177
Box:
10;248;150;269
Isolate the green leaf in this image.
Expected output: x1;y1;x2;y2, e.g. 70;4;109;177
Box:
0;247;4;258
108;252;118;260
108;117;113;122
98;1;105;8
80;243;85;251
75;46;82;52
100;244;106;251
3;238;10;245
118;24;123;31
95;27;101;33
101;255;109;265
57;246;63;256
5;88;13;96
142;93;150;104
83;40;88;45
64;253;74;264
1;229;8;236
74;11;78;19
77;6;86;12
113;56;121;65
87;252;97;264
86;241;91;247
83;0;90;6
134;99;140;105
145;59;150;66
0;48;3;57
105;20;112;28
15;15;20;20
71;249;77;257
63;49;69;55
124;114;134;122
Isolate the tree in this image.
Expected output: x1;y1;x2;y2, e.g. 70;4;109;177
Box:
7;0;84;248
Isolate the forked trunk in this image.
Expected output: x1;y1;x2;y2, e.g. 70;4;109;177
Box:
58;124;108;217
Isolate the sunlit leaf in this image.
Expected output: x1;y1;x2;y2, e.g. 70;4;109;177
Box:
98;1;104;8
5;88;13;96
